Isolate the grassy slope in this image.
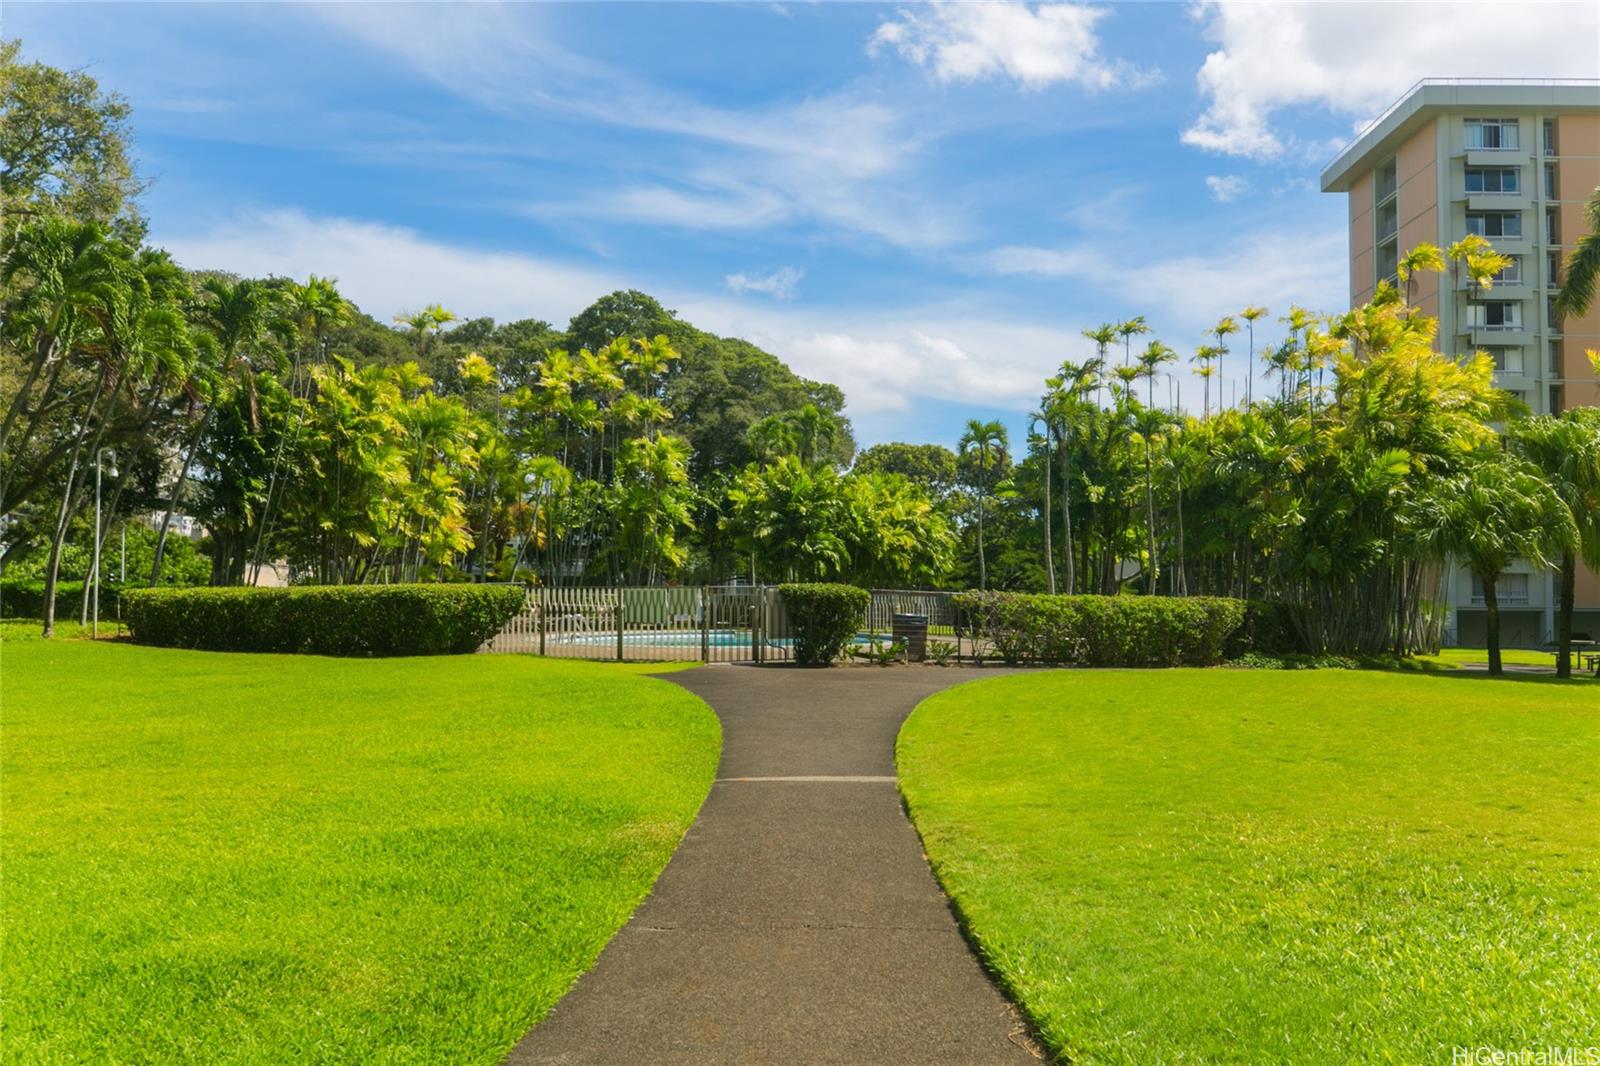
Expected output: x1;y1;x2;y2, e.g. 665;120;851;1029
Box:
898;670;1599;1064
1;642;719;1064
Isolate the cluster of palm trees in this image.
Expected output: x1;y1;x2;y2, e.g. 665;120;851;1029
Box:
967;232;1600;672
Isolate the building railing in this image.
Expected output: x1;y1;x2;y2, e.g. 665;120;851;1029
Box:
1324;77;1600;177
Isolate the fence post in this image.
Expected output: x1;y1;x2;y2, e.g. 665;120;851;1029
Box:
537;588;546;656
700;587;711;662
616;587;626;662
751;591;762;664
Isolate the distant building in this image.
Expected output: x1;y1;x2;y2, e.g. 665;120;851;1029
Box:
1322;78;1600;646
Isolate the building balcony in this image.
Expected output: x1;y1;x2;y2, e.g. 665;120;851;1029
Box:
1464;148;1531;167
1465;192;1531;212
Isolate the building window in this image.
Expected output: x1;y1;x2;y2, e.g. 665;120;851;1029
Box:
1472;572;1530;605
1465;118;1520;150
1550;385;1565;415
1547;252;1562;290
1546;208;1560;244
1544;118;1558;156
1544;163;1558;200
1482;346;1524;374
1550;339;1563;373
1466;211;1521;238
1491;256;1522;285
1466;167;1520;193
1375;159;1397;203
1548;296;1562;331
1472;301;1522;330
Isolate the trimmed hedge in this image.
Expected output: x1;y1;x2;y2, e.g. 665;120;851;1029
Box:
0;579;125;620
953;591;1247;667
122;584;527;656
779;583;869;665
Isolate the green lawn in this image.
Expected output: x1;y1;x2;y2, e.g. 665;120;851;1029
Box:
1;642;719;1063
898;670;1600;1064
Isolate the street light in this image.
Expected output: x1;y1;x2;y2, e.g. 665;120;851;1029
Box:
92;449;117;638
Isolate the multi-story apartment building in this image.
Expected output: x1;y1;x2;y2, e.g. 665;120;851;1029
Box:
1322;78;1600;647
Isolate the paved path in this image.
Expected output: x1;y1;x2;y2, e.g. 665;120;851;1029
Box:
506;664;1039;1065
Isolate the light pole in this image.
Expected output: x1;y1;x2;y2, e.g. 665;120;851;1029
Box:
92;449;117;638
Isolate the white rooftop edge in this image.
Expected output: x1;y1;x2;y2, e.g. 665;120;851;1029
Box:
1320;78;1600;193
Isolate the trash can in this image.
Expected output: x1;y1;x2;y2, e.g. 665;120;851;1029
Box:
892;613;929;662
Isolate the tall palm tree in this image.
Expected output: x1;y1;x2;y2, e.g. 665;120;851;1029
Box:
1238;306;1267;405
1027;410;1056;593
1425;452;1575;676
958;418;1008;590
1447;234;1513;357
1116;316;1150;368
1211;316;1239;410
1554;186;1600;319
1192;345;1221;418
1396;243;1445;317
1510;410;1600;677
1138;340;1177;408
1083;324;1116;407
395;303;456;359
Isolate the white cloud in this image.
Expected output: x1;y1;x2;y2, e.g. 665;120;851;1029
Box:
1184;1;1600;159
157;209;626;326
155;207;1349;426
306;4;956;248
974;244;1098;279
1205;175;1249;203
871;1;1147;90
725;266;806;300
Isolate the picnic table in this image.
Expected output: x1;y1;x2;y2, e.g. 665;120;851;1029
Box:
1572;639;1600;676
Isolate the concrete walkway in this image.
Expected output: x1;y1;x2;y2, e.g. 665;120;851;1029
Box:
506;664;1039;1065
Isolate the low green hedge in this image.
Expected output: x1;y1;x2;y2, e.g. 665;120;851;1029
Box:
122;584;527;656
953;591;1247;667
0;578;125;619
779;583;869;665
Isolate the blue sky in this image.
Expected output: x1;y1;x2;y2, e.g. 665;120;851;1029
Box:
12;1;1592;448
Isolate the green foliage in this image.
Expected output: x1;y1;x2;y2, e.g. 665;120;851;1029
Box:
850;635;907;666
778;582;868;665
953;590;1246;666
121;583;525;656
3;641;718;1062
0;39;143;236
899;670;1600;1062
925;638;957;666
852;442;959;497
0;578;117;619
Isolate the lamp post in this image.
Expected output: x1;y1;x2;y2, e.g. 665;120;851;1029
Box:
92;449;117;638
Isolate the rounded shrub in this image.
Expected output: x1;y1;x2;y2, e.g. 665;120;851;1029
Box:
121;584;527;656
779;583;869;665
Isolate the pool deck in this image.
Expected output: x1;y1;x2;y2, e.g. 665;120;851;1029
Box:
504;663;1040;1065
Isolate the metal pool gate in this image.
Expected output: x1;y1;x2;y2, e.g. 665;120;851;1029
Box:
482;585;953;663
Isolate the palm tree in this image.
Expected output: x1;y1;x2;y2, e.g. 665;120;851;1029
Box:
1510;410;1600;677
1192;345;1221;418
395;303;456;359
1554;186;1600;319
1138;341;1177;408
1447;234;1514;357
958;418;1008;590
1211;316;1238;410
1116;316;1150;369
789;403;839;467
1396;243;1445;317
1083;324;1116;407
1425;452;1575;676
1027;410;1056;593
1238;306;1267;404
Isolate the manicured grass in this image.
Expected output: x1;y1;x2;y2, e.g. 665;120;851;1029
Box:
0;618;128;641
898;670;1599;1064
1;642;719;1063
